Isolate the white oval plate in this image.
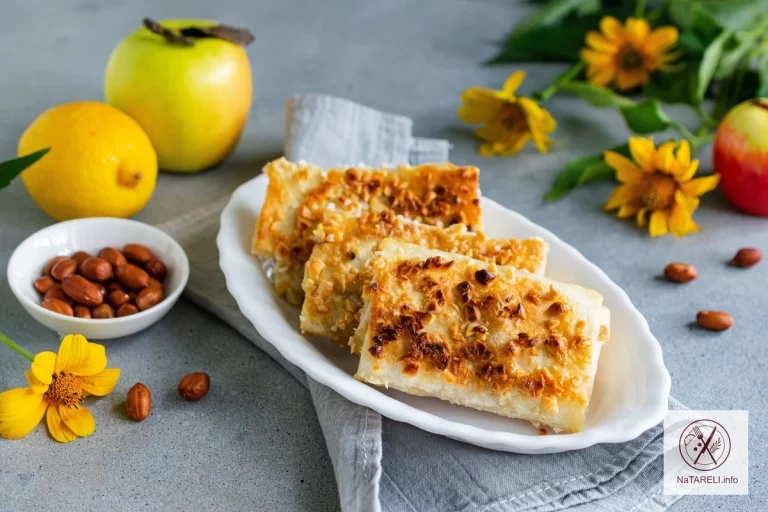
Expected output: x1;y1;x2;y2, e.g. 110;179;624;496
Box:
217;174;670;454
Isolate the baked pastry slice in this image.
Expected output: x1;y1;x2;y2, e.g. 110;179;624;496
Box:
354;239;610;433
301;210;548;351
253;158;482;304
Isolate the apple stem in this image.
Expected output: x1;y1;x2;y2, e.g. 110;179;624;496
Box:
143;18;194;46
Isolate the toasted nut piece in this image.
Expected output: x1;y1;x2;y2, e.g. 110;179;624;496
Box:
92;304;115;319
104;279;123;293
144;259;167;281
43;256;69;276
99;247;127;268
107;290;130;308
116;264;150;290
730;248;762;268
116;303;139;317
41;298;74;316
72;251;91;267
44;286;72;304
34;276;56;294
126;383;151;421
74;305;92;319
127;291;138;302
123;244;154;265
136;286;164;311
696;310;733;331
61;275;104;307
474;269;496;285
178;372;210;401
51;259;77;281
148;277;163;289
664;263;697;283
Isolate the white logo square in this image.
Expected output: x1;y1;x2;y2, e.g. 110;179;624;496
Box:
664;410;748;495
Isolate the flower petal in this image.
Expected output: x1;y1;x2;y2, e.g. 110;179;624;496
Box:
80;368;121;397
629;137;656;171
680;174;720;197
458;87;503;125
605;184;642;211
586;32;619;53
647;26;679;53
616;69;649;91
604;151;644;183
501;71;526;97
649;208;669;237
655;141;677;173
46;404;78;443
25;371;48;395
625;17;651;45
0;388;47;440
31;351;56;385
599;16;624;42
675;140;691;168
56;334;107;376
618;202;641;218
679;160;700;182
669;194;700;237
586;64;616;86
58;404;95;438
581;49;613;65
636;207;648;227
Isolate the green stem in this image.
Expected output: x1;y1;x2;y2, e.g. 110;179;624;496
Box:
537;61;586;102
645;6;665;23
635;0;646;19
0;332;34;363
672;122;696;143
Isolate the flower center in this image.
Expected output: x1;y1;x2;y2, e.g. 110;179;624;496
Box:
45;372;84;407
642;175;676;209
499;103;528;132
618;47;645;70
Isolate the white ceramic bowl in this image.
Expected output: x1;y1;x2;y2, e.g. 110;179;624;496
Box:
218;175;671;454
8;218;189;340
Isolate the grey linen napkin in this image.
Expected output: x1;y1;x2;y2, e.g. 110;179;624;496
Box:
158;94;685;512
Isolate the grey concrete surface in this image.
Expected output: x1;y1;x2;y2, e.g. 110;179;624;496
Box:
1;0;766;511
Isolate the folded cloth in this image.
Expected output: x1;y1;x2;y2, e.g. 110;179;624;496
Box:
158;94;685;512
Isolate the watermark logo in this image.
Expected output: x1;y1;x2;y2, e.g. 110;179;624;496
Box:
664;410;748;495
679;419;731;471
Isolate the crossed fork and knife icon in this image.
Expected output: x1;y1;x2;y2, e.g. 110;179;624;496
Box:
692;425;719;465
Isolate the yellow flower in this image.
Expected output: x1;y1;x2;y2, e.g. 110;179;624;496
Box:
0;334;120;443
581;16;681;91
604;137;719;237
458;70;556;156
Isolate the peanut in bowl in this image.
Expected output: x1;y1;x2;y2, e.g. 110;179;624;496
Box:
8;218;189;340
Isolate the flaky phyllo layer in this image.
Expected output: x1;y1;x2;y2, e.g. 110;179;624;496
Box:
301;210;548;348
354;240;609;433
253;158;482;304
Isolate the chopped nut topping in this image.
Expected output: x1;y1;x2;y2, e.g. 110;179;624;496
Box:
525;291;541;305
538;428;547;436
507;341;518;355
369;344;383;358
523;378;544;396
456;280;473;293
516;332;539;348
403;362;420;375
474;269;496;285
545;335;563;350
370;282;379;291
547;301;570;315
460;342;494;361
466;304;481;322
478;363;506;380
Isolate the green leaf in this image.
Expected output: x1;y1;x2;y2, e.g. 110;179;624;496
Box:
558;81;637;108
699;0;768;31
620;100;674;134
758;61;768;97
487;8;633;64
544;144;629;201
715;32;756;80
696;30;731;104
512;0;590;36
644;63;699;105
0;148;50;189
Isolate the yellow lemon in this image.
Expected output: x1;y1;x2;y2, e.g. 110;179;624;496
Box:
18;101;158;221
104;19;253;172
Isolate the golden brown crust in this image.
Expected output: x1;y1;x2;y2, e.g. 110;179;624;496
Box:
354;240;609;433
300;210;548;348
253;158;483;304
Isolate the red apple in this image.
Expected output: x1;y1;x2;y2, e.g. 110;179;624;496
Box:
713;99;768;216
